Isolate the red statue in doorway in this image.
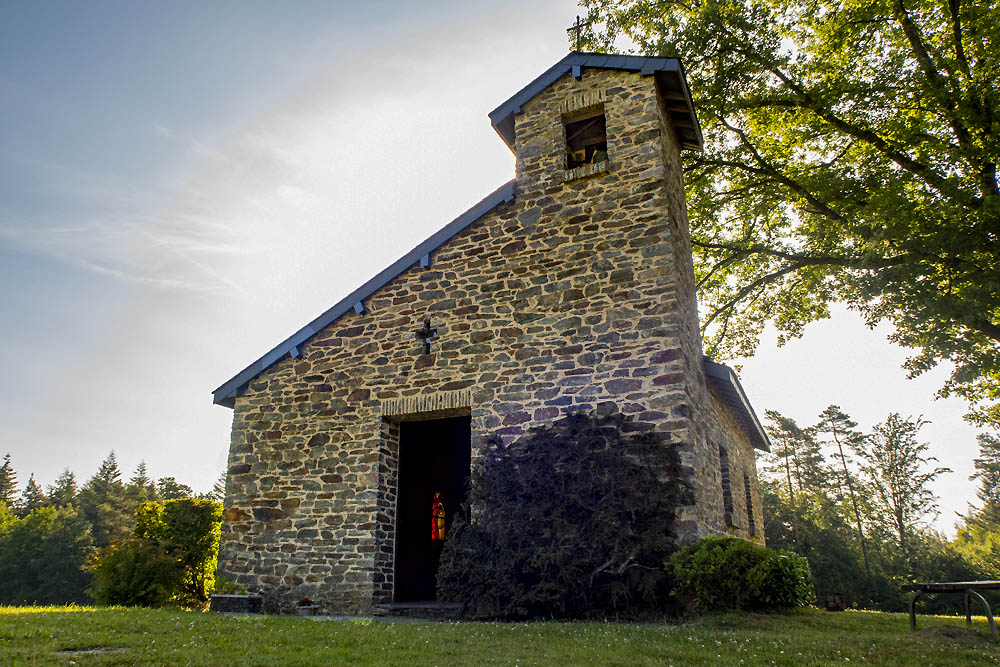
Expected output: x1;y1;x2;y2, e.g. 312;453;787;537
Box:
431;492;446;541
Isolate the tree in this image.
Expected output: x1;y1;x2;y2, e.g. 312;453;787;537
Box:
579;0;1000;426
156;477;193;500
207;471;227;503
970;432;1000;525
133;498;223;604
125;461;158;511
76;452;131;548
47;469;78;507
815;406;872;574
127;462;157;498
954;432;1000;578
854;413;951;568
0;505;94;604
18;474;48;517
0;454;17;507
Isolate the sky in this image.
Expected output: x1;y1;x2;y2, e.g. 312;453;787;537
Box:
0;1;986;534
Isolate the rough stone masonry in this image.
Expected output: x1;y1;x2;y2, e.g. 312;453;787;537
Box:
212;53;771;615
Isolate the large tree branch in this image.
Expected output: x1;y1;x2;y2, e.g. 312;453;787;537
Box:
948;0;973;79
890;0;977;156
967;317;1000;344
709;117;854;223
763;65;982;208
700;261;816;331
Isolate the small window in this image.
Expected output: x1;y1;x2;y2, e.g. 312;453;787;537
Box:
719;444;735;526
744;474;756;537
564;108;608;169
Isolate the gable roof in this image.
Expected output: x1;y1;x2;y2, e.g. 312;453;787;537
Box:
489;52;703;153
212;180;515;407
703;358;771;452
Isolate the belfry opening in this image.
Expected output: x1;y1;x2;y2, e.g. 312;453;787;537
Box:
393;416;471;602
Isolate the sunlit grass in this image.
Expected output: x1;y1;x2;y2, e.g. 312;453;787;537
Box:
0;605;995;665
0;603;97;614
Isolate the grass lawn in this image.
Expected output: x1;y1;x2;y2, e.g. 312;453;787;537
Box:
0;605;996;665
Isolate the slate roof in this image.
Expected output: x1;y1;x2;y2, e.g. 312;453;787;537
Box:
489;51;703;152
703;358;771;452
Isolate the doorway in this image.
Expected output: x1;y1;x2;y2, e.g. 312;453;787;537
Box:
393;416;471;602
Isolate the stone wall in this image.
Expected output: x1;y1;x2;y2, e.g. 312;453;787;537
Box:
218;66;762;614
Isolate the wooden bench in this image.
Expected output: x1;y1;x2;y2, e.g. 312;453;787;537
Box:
900;581;999;636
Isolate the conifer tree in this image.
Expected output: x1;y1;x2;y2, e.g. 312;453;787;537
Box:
0;454;18;508
211;471;226;502
971;433;1000;526
47;469;78;507
815;406;871;575
19;474;48;517
77;451;130;547
126;461;158;504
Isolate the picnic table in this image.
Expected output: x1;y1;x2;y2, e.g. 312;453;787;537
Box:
900;581;999;636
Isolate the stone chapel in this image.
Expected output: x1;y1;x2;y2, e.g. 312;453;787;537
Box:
212;52;771;615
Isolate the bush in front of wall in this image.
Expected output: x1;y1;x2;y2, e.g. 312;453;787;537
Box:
668;535;815;614
437;411;691;619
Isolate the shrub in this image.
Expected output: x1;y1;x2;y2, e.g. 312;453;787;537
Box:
668;535;815;613
90;497;222;607
89;539;184;606
437;411;690;619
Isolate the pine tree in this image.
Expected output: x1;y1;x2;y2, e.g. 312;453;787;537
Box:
971;433;1000;526
211;470;227;502
47;469;78;507
76;451;130;548
0;454;18;508
156;477;194;500
19;475;48;517
125;461;157;504
815;406;871;575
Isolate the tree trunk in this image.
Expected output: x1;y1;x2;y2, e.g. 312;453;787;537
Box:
833;428;871;575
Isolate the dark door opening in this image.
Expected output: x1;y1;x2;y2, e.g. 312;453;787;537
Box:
393;416;471;602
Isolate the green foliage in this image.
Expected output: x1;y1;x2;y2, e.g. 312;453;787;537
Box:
89;539;184;607
46;469;77;507
0;505;94;604
156;476;194;500
579;0;1000;427
212;575;247;595
759;404;993;613
158;498;223;603
668;536;815;614
760;480;876;606
854;414;951;567
90;497;222;607
0;454;18;507
437;412;690;619
18;474;49;518
953;432;1000;582
970;433;1000;525
77;451;132;548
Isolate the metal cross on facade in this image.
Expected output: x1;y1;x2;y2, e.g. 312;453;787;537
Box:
415;319;439;355
567;15;592;52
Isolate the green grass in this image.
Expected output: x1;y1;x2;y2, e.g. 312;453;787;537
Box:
0;605;996;665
